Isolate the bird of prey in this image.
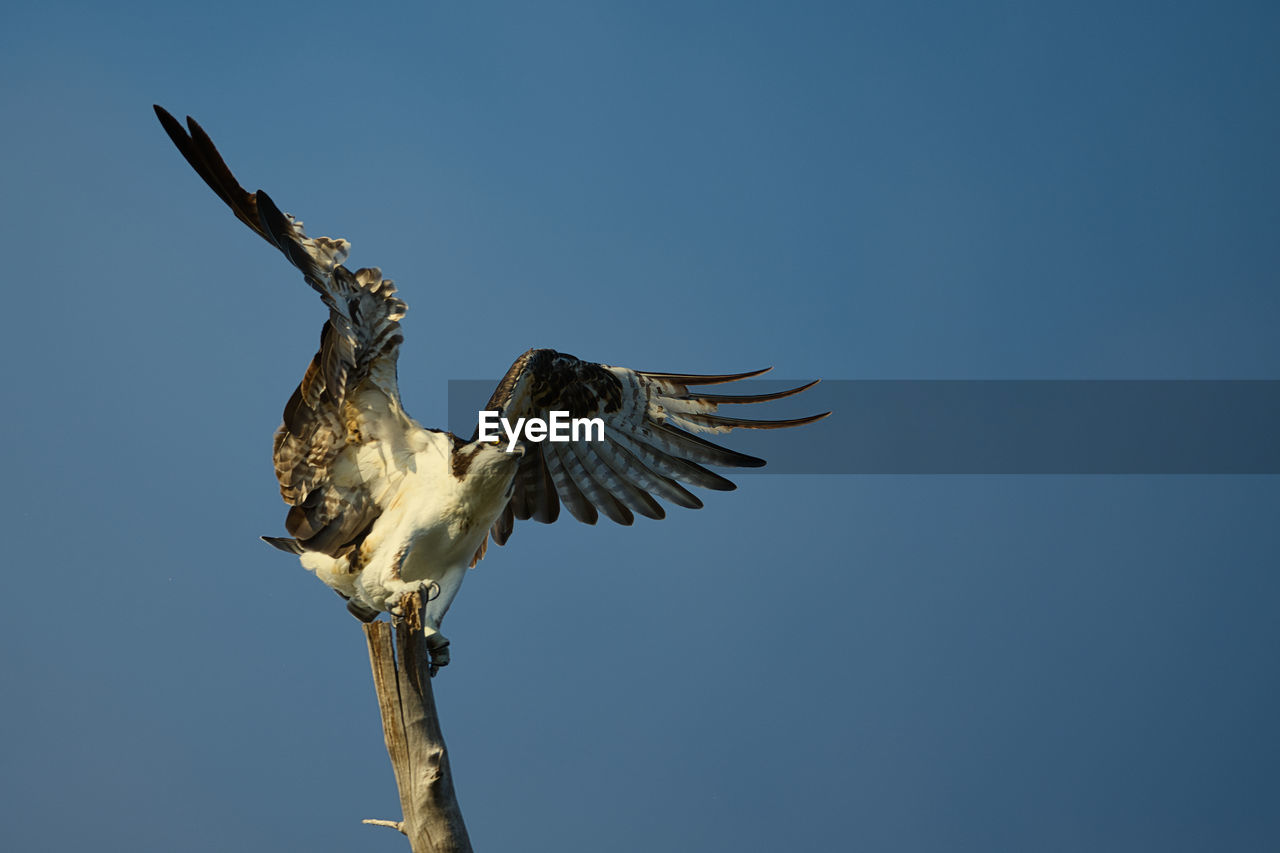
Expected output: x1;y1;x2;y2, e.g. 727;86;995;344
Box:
154;106;828;672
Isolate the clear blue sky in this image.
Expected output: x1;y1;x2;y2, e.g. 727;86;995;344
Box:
3;2;1278;851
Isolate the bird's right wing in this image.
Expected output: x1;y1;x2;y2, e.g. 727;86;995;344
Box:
155;106;412;557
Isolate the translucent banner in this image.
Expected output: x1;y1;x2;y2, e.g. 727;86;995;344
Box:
448;380;1280;474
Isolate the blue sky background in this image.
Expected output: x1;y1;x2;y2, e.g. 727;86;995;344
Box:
3;2;1279;851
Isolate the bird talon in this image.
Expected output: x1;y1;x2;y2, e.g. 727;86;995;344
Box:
425;633;451;677
388;581;440;618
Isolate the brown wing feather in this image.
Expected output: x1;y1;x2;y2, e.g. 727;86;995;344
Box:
479;348;828;547
154;106;272;244
156;106;410;557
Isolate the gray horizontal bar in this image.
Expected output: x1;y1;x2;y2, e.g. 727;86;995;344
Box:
448;380;1280;474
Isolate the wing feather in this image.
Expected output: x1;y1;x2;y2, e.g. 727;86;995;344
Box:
544;443;599;525
610;430;737;492
562;441;635;526
480;348;827;546
596;440;703;509
156;106;411;557
580;442;667;520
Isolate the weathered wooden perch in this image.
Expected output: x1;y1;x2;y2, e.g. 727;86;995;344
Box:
363;593;473;853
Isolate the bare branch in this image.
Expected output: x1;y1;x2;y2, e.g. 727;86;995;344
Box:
364;593;473;852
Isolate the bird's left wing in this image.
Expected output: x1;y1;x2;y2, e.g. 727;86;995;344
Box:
478;348;827;547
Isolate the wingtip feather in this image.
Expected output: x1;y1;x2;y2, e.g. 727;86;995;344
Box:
638;366;773;385
695;378;821;405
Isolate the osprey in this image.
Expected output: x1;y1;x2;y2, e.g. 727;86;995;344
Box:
155;106;827;672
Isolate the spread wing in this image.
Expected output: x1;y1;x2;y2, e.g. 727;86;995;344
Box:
155;106;411;557
479;348;828;546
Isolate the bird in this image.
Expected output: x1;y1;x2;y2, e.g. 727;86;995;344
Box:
154;106;828;673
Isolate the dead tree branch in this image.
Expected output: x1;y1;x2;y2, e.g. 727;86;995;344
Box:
363;594;473;853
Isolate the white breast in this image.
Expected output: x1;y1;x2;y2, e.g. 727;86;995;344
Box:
325;432;521;626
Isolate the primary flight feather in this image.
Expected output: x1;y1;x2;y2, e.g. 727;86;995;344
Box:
154;105;828;672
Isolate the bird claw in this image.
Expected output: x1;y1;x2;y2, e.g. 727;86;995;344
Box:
388;581;440;618
425;633;450;677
